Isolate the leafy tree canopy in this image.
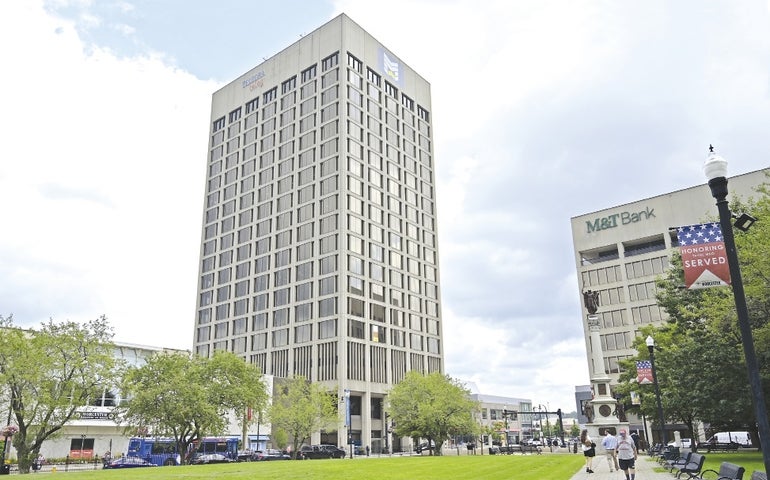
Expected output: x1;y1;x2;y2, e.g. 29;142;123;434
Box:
119;350;267;464
0;315;119;474
386;372;479;455
266;376;337;458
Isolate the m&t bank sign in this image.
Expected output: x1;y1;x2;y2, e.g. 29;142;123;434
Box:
586;207;656;233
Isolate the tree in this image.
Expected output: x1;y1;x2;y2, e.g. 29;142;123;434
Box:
386;371;479;456
266;376;337;458
119;351;267;464
0;315;119;474
570;419;581;438
613;181;770;446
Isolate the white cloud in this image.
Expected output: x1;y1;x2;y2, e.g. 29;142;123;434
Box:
4;0;770;415
331;0;770;411
0;1;218;349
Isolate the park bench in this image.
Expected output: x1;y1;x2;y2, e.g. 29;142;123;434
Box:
495;444;541;454
665;451;692;473
697;461;745;480
649;443;663;457
700;442;741;453
676;452;706;480
658;446;681;465
750;472;766;480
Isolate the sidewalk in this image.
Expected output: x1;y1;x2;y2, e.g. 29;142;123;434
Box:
569;455;674;480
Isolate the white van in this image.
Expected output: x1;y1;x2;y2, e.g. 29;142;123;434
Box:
704;431;752;446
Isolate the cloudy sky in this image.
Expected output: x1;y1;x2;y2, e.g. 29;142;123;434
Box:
2;0;769;414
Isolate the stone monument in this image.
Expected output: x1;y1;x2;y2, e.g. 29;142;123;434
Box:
582;290;629;441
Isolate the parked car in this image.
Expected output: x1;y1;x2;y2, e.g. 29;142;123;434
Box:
667;438;692;449
103;457;157;469
237;449;257;461
190;453;233;464
299;444;346;459
320;445;346;458
254;449;291;461
414;441;436;453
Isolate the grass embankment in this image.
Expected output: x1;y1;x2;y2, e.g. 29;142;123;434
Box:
45;454;586;480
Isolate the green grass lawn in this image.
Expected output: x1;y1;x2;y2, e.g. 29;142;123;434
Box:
46;454;586;480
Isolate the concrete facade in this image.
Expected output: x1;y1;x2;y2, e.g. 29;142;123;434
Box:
192;14;444;453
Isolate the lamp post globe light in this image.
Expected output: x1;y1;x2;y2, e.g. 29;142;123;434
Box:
703;147;770;475
645;335;667;446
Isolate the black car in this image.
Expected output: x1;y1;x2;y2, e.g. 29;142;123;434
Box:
319;445;346;458
300;444;346;459
103;457;157;469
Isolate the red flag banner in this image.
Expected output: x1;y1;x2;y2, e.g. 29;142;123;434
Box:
677;223;730;289
636;360;653;384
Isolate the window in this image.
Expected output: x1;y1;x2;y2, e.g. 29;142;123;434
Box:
301;64;317;83
348;276;364;296
401;94;414;111
319;319;336;339
295;303;313;323
319;298;337;317
296;261;313;281
272;329;289;347
319;276;337;295
384;81;397;98
263;87;277;104
349;256;363;275
348;319;365;339
417;105;430;122
282;76;297;94
371;325;386;343
295;324;312;343
348;297;364;317
322;52;339;71
347;53;362;72
366;68;381;86
246;97;259;113
296;282;313;301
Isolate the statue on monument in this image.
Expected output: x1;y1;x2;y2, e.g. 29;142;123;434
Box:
614;402;627;423
583;401;595;423
583;290;600;315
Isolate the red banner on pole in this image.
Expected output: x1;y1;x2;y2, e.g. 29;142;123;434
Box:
636;361;653;384
677;223;730;289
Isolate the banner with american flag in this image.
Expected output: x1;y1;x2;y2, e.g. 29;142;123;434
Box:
637;360;654;384
677;223;731;289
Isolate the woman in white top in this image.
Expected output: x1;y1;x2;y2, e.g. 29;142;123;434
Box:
580;429;595;473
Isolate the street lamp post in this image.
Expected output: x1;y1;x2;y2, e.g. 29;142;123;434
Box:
502;406;510;446
646;336;667;446
343;389;352;459
704;148;770;475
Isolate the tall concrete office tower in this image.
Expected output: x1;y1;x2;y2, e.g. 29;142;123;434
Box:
193;14;444;452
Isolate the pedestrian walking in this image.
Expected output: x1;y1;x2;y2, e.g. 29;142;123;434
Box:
580;429;595;474
601;429;619;472
616;429;638;480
